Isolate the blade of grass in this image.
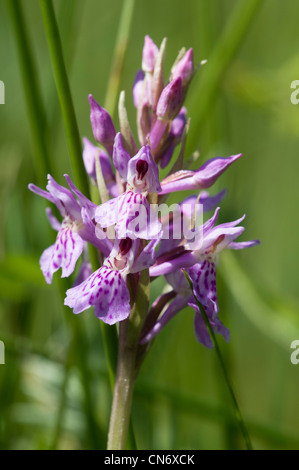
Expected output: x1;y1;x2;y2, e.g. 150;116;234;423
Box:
5;0;52;180
187;0;264;155
39;0;121;448
39;0;90;197
104;0;135;117
183;269;253;450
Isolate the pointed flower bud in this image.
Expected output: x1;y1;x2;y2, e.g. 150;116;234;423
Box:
151;37;167;112
149;78;183;151
156;77;183;121
132;70;146;108
88;94;116;155
142;35;159;73
112;132;131;180
172;48;194;89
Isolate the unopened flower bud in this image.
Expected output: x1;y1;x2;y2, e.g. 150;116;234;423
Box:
112;132;131;181
142;35;159;73
172;48;194;89
132;70;146;108
88;94;116;155
156;77;183;121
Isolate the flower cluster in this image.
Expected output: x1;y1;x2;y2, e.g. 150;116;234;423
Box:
29;36;259;348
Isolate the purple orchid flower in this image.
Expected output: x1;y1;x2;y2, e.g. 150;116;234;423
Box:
150;208;260;278
95;138;162;239
65;235;161;324
28;174;112;284
157;190;227;257
148;209;259;343
143;209;259;348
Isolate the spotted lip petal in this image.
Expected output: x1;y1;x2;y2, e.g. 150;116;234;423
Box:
167;268;230;349
187;260;218;320
191;302;230;349
64;265;130;325
40;224;84;284
95;191;161;240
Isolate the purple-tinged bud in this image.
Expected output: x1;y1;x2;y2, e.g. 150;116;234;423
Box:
149;120;169;151
151;38;167;112
82;137;118;197
142;35;159;73
172;48;194;89
160;143;175;169
169;107;187;142
132;70;146;108
150;78;183;151
137;100;151;146
156;77;183;121
88;94;116;155
112;132;131;181
118;91;138;156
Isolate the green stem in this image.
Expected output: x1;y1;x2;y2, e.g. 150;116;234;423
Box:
183;270;253;450
107;270;149;450
6;0;52;180
39;0;90;197
107;319;138;450
104;0;135;117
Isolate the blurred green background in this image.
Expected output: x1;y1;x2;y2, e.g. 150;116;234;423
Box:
0;0;299;450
